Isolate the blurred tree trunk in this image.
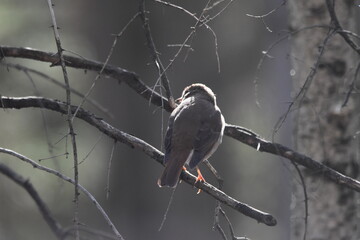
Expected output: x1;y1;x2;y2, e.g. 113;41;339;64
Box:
288;0;360;239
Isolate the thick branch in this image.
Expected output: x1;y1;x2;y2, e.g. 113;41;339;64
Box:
0;46;172;112
225;125;360;193
0;96;276;226
2;46;360;214
0;163;65;239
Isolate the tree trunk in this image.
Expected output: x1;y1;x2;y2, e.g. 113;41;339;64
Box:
288;0;360;239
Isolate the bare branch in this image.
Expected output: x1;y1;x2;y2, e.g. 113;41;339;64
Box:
153;0;221;72
0;96;276;226
158;187;177;231
149;0;214;84
2;46;360;200
0;62;113;118
253;24;331;107
202;0;235;25
246;0;286;32
45;1;80;236
273;29;336;133
0;46;173;112
106;140;117;199
225;124;360;193
325;0;360;55
63;225;120;239
0;163;65;240
342;61;360;107
139;0;175;108
72;12;141;121
0;148;124;240
291;162;308;240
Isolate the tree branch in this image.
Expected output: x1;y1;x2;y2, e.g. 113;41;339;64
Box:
1;62;113;118
45;1;80;236
0;96;276;227
1;46;360;191
224;125;360;192
0;163;65;239
0;148;124;240
325;0;360;55
139;0;175;108
2;45;360;222
0;46;173;112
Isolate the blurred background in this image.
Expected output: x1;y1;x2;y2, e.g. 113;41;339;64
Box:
0;0;292;239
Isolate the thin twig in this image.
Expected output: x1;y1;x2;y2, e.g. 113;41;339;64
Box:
204;160;246;239
0;163;65;239
338;30;360;41
204;0;227;11
219;207;250;240
342;61;360;107
213;202;228;240
79;134;104;165
158;187;177;231
71;12;141;121
151;0;213;88
273;29;336;133
203;160;224;189
291;162;308;240
63;225;120;239
246;0;287;32
23;69;61;171
325;0;360;55
45;2;80;237
139;1;175;108
153;0;221;72
204;160;226;239
0;148;124;240
202;0;235;25
106;140;117;199
1;62;114;118
38;153;69;162
254;24;331;107
203;159;227;240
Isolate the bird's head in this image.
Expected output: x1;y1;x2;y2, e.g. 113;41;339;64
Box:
177;83;216;105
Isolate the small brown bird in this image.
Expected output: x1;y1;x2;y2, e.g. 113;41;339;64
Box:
157;83;225;188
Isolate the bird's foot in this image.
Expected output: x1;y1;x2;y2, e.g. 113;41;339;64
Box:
195;167;205;194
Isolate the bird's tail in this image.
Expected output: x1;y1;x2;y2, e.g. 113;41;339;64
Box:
157;158;184;188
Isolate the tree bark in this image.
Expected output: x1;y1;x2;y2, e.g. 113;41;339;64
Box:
288;0;360;239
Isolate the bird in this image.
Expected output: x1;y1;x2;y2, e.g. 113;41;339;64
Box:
157;83;225;188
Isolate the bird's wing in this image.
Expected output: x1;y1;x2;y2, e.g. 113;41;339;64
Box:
188;105;224;169
163;98;195;165
163;111;175;165
160;98;200;187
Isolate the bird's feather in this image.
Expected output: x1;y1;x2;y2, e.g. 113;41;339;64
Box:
188;104;224;169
